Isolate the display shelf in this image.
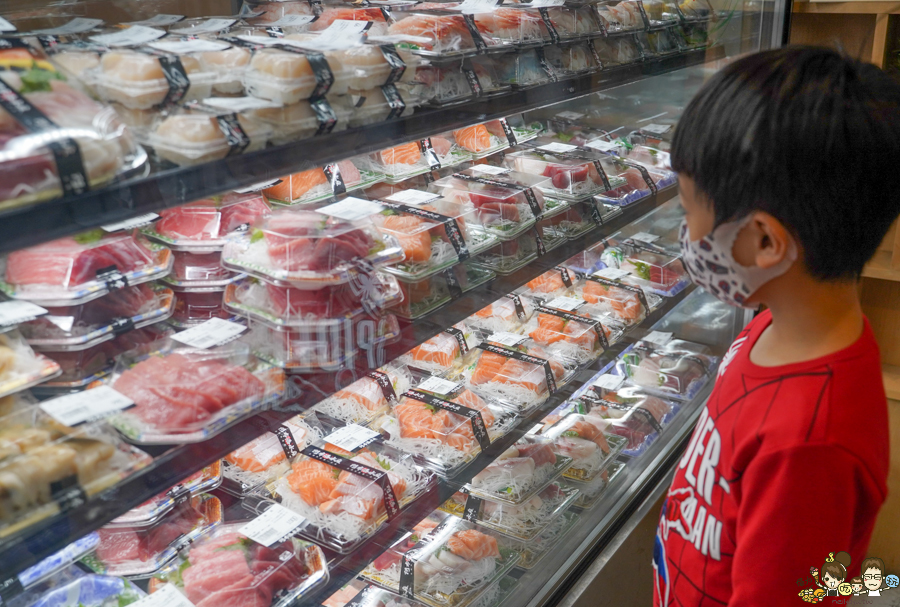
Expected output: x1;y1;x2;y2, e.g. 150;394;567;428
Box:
0;186;675;581
0;48;720;256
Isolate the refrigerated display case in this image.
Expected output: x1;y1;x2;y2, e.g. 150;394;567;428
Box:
0;0;785;605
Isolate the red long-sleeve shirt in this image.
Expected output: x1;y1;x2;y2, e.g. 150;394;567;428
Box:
653;310;889;606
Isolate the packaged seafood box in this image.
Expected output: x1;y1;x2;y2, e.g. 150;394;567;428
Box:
386;12;509;58
221;209;404;288
372;195;497;281
439;483;579;541
521;305;620;366
473;225;565;275
633;120;676;151
0;404;152;534
678;0;714;21
570;271;657;326
539;198;611;240
4;533;100;605
239;40;355;104
83;494;222;578
221;412;324;497
149;521;329;607
0;232;173;307
429;132;477;168
574;377;681;456
496;510;578;569
635;28;681;57
495;49;558;88
399;322;479;376
455;339;573;412
593;0;647;32
504;145;626;202
598;238;689;296
537;6;602;42
540;412;628;482
589;34;643;66
565;458;626;509
677;22;712;50
471;8;546;47
144;193;272;251
110;461;223;527
7;569;146;607
466;294;536;334
168;285;240;328
641;0;681;27
345;85;419;128
20;284;175;351
313;362;415;426
0;40;148;211
162;250;241;287
614;338;718;400
325;40;423;90
361;517;519;607
264;432;436;553
104;339;285;444
0;330;62;397
265;158;383;205
391;263;495;320
586;142;677;190
563;241;610;276
515;266;578;302
309;7;394;37
409;57;509;106
369;141;444;183
459;163;570;218
241;0;316;24
542;42;600;76
246;96;354;145
372;380;519;478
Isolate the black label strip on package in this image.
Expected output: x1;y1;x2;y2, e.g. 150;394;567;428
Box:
276;46;335;99
110;316;135;336
49;474;87;512
537;305;609;349
538;8;561;44
404;390;489;450
266;26;284;37
95;266;128;291
381;202;469;260
556;265;573;287
586;274;650;314
367;370;397;403
532;226;547;256
450;173;542;218
620;160;658;194
0;574;25;604
583;390;663;433
275;425;300;459
587;38;603;66
380;83;407;119
504;293;527;320
323;163;347;194
215;113;251;156
442;266;464;298
302;446;400;518
498;117;517;146
461;59;483;96
309;98;338;135
0;78;89;198
154;54;191;109
634;0;652;25
460;489;483;522
535;47;558;82
462;14;488;52
399;517;454;598
379;44;406;85
443;325;469;355
419;138;441;170
476;343;558;394
589;201;604;226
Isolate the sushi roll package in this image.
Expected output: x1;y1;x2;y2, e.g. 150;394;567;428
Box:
267;433;435;553
374;381;519;478
313;362;414;426
222;209;404;287
400;323;479;376
361;517;519;607
463;435;573;505
390;262;494;319
467;294;535;334
496;510;579;569
588;34;643;67
504;145;625;202
522;305;620;366
111;462;223;527
145;193;272;251
149;522;329;607
84;493;222;578
439;483;580;541
615;338;718;400
564;459;626;509
599;238;689;296
495;49;559;89
0;232;172;306
0;40;147;211
593;0;648;33
474;225;565;275
264;158;382;205
540;412;628;482
0;405;152;533
373;196;497;281
0;330;62;397
104;339;285;443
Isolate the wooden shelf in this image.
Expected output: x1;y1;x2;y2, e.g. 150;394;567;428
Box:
863;250;900;282
884;364;900;401
793;1;900;14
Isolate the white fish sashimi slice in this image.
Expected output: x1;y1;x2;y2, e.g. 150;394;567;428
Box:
472;456;535;485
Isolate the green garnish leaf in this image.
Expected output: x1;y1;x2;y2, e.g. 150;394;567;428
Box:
249;228;265;244
73;229;105;245
19;64;64;93
556;132;574;143
561;430;580;438
376;455;391;470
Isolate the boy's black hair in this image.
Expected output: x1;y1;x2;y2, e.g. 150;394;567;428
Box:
671;46;900;280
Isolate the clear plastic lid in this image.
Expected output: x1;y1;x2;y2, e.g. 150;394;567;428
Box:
0;330;62;397
110;461;223;527
106;339;284;443
85;494;222;578
373;383;519;478
541;6;600;40
310;7;393;35
169;287;236;328
146;193;272;250
537;199;595;240
21;571;146;607
567;459;625;509
467;294;535;334
600;238;688;295
472;8;545;47
399;322;478;375
521;307;616;366
222;209;403;287
390;262;494;319
474;225;564;275
242;42;355;104
504;146;625;201
641;0;681;26
1;232;172;306
571;273;652;326
361;517;519;607
593;1;647;33
589;33;643;65
330;41;422;90
87;49;218;110
427;132;475;167
496;510;578;569
541;413;627;482
150;521;329;607
494;49;558;89
21;284;175;351
516;266;576;300
197;44;254;94
593;158;663;207
242;0;316;25
464;435;572;504
0;403;152;533
247;96;353;145
368;141;438;181
264;158;380;205
386;13;486;58
440;483;579;541
409;60;481;107
269;437;435;553
451;123;509;158
542;42;599;76
617;338;717;399
345;85;418;128
313;362;414;426
166;250;234;286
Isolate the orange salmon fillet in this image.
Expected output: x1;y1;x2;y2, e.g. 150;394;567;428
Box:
383;214;433;263
447;529;499;560
453;124;492;153
377;141;422;165
408;332;460;368
287;458;339;506
526;271;566;294
264;169;328;202
470;350;507;384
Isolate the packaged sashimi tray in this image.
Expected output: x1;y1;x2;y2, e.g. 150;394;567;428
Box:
311;362;415;427
496;510;579;570
613;338;718;401
466;294;535;335
390;263;495;320
519;301;622;367
0;329;62;398
540;412;628;482
110;461;223;527
472;225;566;275
398;322;479;377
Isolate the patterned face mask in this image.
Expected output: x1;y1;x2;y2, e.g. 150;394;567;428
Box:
678;215;797;308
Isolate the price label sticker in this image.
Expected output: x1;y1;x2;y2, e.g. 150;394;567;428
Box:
555;111;584;121
0;300;47;326
90;25;166;46
593;373;625;391
240;504;307;547
642;123;672;135
630;232;659;243
203;96;281;112
585;139;620;152
317;197;384;221
0;17;16;32
132;584;195;607
470;164;510;175
324;424;381;452
101;213;159;232
545;296;583;312
593;267;631;280
34;18;104;35
526;423;544;435
487;332;526;347
126;14;185;26
537;142;578;153
40;386;134;427
170;18;237;34
268;14;316;26
148;39;230;53
418;376;459;396
385;189;441;206
172;318;246;349
643;330;674;346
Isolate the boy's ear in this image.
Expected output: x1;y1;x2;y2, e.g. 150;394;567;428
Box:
748;212;795;270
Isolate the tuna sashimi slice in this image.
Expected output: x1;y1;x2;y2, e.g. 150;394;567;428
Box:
183;551;253;604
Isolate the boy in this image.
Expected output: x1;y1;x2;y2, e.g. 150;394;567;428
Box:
653;46;900;606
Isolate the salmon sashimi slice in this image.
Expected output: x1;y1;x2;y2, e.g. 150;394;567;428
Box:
382;214;433;263
567;420;611;454
376;142;422;166
453;389;495;428
264;168;328;202
225;433;286;473
408;332;460;368
286;458;339;506
517;442;557;466
395;398;474;451
388;15;471;51
453;124;492;153
526;270;566;294
529;313;568;344
470;350;508;385
333;376;386;411
446;529;500;560
582;281;642;319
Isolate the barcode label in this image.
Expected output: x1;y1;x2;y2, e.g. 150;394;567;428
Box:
239;504;306;547
40;386;134;426
172;318;246;349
